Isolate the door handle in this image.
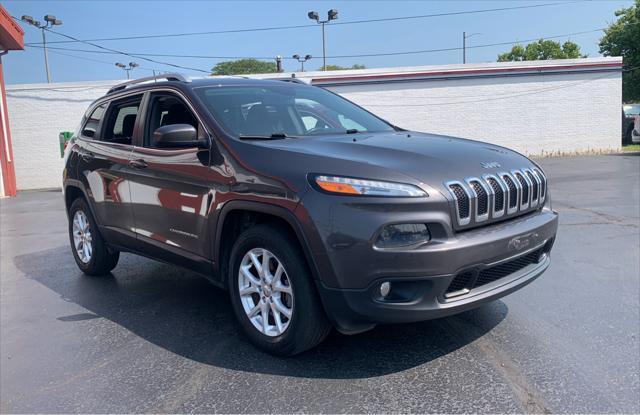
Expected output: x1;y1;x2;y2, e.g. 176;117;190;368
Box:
129;159;148;169
79;150;94;162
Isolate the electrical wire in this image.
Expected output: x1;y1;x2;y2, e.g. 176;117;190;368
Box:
23;1;585;46
25;28;605;61
14;17;212;73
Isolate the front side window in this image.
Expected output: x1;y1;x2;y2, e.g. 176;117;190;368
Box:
102;95;142;145
81;103;107;139
144;93;200;147
194;84;393;138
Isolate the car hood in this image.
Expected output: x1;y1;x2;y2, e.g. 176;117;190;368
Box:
257;131;536;189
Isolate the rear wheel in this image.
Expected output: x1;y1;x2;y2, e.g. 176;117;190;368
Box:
68;198;119;276
228;224;331;356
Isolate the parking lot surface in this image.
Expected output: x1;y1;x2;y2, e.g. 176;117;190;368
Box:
1;154;639;413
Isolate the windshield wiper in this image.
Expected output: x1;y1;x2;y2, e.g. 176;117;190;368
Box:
238;133;292;140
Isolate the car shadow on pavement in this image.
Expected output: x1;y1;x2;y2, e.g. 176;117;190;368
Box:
14;246;508;379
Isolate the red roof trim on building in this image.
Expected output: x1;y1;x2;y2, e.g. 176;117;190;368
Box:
311;62;622;84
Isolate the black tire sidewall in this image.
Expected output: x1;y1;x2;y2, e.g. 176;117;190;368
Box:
228;225;324;355
68;198;117;275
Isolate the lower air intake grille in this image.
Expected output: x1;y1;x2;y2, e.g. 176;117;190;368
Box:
444;247;544;296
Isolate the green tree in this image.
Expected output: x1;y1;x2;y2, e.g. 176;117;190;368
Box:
211;59;277;75
599;0;639;102
320;64;366;71
497;40;586;62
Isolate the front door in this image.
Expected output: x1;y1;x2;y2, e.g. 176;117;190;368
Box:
127;91;217;265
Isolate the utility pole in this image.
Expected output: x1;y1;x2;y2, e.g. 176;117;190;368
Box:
308;9;338;70
463;31;481;64
275;55;283;73
21;15;63;83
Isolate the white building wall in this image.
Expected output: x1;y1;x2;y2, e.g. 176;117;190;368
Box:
4;58;622;190
5;81;116;190
327;71;621;156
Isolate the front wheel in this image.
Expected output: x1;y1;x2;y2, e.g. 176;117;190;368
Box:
68;198;119;276
228;224;331;356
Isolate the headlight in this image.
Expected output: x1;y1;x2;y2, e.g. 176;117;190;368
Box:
312;175;427;197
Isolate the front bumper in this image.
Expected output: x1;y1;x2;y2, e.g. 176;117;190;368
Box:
313;208;558;334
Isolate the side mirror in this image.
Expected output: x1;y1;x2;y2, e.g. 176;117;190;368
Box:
153;124;208;149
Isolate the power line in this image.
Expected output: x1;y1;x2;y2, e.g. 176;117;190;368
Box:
23;1;584;46
42;47;161;73
31;24;211;74
326;29;605;59
25;28;605;61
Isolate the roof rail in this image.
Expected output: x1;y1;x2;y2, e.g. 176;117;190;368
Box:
107;73;189;95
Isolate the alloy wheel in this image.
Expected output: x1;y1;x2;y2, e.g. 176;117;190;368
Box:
238;248;294;337
72;210;93;263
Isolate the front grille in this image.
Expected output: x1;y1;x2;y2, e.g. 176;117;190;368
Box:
445;167;547;228
445;247;545;297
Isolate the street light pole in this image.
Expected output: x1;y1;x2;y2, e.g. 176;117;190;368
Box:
41;27;50;83
21;15;63;83
463;31;481;64
308;9;338;70
292;54;312;72
116;62;139;79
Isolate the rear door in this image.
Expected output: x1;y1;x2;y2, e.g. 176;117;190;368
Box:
127;90;218;264
76;94;142;246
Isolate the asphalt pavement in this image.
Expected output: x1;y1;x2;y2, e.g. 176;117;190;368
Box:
1;154;639;413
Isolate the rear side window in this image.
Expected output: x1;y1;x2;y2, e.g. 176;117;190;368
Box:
81;103;107;139
102;95;142;145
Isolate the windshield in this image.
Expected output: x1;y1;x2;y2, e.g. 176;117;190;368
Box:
194;84;394;138
623;104;640;116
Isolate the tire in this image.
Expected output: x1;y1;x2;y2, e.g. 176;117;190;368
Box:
228;224;331;356
68;198;119;276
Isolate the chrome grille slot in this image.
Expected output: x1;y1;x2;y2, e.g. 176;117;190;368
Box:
501;173;519;213
534;169;546;202
484;175;506;218
467;179;489;222
447;182;471;226
514;171;530;209
525;169;540;207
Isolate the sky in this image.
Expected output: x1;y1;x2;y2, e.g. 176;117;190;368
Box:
2;0;633;85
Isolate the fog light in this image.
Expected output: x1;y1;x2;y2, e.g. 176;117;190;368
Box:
375;223;430;249
380;282;391;298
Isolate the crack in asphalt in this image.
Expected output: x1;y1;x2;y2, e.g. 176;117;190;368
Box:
445;318;551;414
554;202;638;227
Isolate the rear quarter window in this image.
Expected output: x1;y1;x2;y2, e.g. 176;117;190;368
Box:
81;103;107;139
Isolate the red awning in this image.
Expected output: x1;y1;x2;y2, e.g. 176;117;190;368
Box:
0;5;24;51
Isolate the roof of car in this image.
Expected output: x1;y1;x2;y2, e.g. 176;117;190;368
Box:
104;74;307;98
